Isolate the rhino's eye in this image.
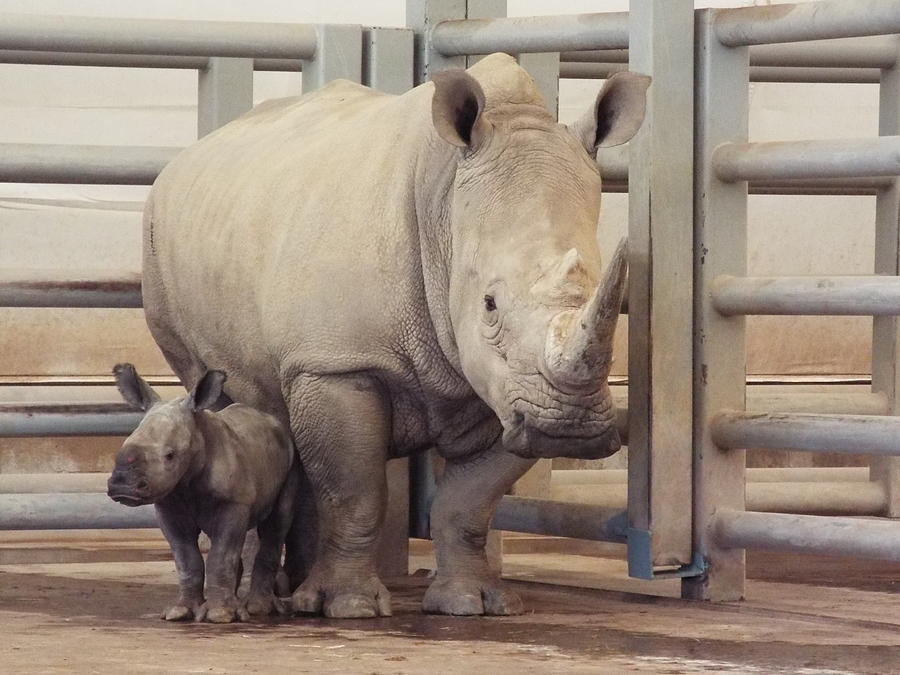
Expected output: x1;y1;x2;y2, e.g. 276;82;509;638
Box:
164;450;175;462
483;295;497;312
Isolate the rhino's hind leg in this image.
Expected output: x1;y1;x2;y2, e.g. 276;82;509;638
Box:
423;447;535;616
286;374;392;619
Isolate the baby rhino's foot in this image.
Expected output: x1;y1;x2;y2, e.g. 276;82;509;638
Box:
243;592;288;617
196;600;249;624
161;602;204;622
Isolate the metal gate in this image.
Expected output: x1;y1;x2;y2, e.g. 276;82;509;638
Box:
1;0;899;600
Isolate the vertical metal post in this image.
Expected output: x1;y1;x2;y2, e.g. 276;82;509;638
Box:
625;0;695;578
871;39;900;518
362;27;415;95
517;53;560;118
197;57;253;137
682;9;748;601
301;24;363;93
407;0;467;85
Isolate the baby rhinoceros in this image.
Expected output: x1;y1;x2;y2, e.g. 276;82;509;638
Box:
107;363;298;623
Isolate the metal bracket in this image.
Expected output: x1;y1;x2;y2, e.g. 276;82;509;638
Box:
627;528;707;580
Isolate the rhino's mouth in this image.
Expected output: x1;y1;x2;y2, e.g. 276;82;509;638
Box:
108;491;150;507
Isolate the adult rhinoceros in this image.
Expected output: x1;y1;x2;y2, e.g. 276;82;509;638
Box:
142;53;649;618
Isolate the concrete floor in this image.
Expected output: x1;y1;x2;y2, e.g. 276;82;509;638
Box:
0;533;898;674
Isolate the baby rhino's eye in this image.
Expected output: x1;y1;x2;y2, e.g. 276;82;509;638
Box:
164;450;175;462
483;294;497;312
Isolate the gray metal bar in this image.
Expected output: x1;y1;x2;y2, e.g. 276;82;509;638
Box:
431;12;630;56
198;57;254;137
714;509;900;562
564;37;900;69
0;270;142;308
301;24;363;93
0;13;317;59
0;50;303;71
551;467;872;485
750;176;893;195
714;1;900;48
0;493;157;530
0;143;177;184
684;7;749;602
871;44;900;517
715;137;900;183
0;405;142;437
492;495;627;543
560;62;881;84
362;27;415;95
712;275;900;316
0;473;108;493
748;481;887;515
712;411;900;456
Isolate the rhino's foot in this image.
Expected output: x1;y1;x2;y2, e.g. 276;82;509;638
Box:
422;576;524;616
161;602;204;622
243;591;288;617
291;575;392;618
196;601;249;624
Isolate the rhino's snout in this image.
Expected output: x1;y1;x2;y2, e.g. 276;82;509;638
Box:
107;467;151;506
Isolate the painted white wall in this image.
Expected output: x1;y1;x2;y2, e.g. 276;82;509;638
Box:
0;0;881;376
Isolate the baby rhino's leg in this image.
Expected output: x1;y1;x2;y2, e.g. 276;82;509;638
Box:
201;504;252;623
156;504;204;621
245;464;299;617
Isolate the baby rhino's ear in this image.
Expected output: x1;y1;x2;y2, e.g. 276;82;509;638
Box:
113;363;160;411
187;370;227;412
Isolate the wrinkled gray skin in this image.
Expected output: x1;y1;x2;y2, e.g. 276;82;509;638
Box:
142;53;649;618
107;364;298;623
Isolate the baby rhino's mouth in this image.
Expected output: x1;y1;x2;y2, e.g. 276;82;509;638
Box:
108;491;149;507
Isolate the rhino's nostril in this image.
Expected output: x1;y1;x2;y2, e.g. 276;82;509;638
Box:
136;479;149;491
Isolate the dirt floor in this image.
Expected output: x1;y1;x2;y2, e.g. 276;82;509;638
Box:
1;534;898;674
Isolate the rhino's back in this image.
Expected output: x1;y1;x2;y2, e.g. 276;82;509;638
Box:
144;80;433;401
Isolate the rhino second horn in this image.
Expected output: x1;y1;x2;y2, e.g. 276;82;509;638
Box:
543;238;628;388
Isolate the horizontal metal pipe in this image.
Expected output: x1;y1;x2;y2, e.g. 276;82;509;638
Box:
0;493;157;530
0;269;142;308
750;175;893;196
560;49;628;64
492;495;626;543
714;1;900;48
560;61;880;84
715;137;900;183
0;143;178;184
748;481;886;515
0;13;317;59
0;472;108;494
749;36;900;69
0;404;142;438
712;411;900;456
714;509;900;562
562;37;899;69
0;50;303;71
551;466;872;486
431;12;629;56
549;480;885;515
712;275;900;316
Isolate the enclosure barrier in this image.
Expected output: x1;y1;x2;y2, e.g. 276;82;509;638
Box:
4;0;900;599
688;0;900;601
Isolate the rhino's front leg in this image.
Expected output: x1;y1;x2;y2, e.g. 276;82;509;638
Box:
423;447;535;616
156;503;205;621
200;504;251;623
287;374;392;618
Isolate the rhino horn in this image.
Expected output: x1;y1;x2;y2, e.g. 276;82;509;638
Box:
544;238;627;389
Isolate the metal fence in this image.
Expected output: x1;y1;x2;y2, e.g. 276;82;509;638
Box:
2;0;900;600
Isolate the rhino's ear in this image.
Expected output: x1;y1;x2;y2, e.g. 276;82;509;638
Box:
571;72;651;157
113;363;160;412
187;370;227;413
431;70;491;150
